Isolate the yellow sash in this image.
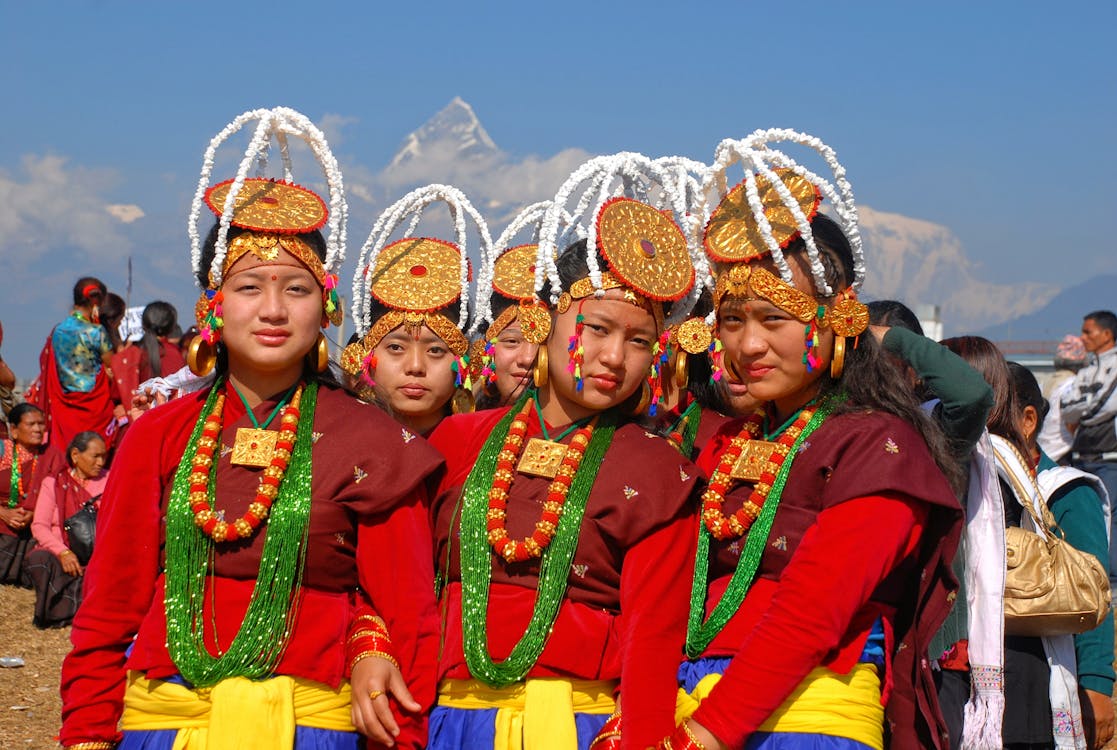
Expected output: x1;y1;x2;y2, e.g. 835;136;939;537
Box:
675;664;883;749
120;671;354;750
437;677;616;750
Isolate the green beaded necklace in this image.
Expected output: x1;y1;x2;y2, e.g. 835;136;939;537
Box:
685;398;834;658
458;401;617;687
6;440;34;509
164;379;318;687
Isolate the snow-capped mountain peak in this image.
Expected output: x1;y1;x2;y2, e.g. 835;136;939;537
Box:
388;97;499;169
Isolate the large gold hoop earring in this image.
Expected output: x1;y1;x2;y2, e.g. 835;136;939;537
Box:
186;336;216;377
631;382;651;416
451;387;476;415
723;357;743;385
533;346;549;389
830;336;847;380
673;352;689;389
309;332;329;373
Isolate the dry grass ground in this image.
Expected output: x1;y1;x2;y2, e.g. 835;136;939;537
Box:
0;586;70;749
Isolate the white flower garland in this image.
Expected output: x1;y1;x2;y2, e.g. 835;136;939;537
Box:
537;152;701;325
187;107;348;289
350;183;492;338
704;128;864;294
655;155;715;322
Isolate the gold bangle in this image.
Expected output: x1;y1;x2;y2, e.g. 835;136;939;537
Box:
354;614;389;631
347;628;391;644
680;722;708;750
59;550;75;557
65;742;118;750
349;649;399;673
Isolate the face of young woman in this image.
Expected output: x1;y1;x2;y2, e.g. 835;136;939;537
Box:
219;251;325;382
491;320;538;402
371;325;457;433
540;290;658;424
717;258;832;421
10;410;46;449
71;437;107;480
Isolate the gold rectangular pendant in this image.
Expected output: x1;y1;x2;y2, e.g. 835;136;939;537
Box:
729;440;783;482
516;438;569;479
231;427;278;468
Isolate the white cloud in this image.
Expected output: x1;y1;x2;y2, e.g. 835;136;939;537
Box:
319;112;358;149
106;203;144;223
0;154;132;260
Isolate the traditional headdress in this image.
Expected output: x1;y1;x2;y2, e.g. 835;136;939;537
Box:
343;184;489;394
469;201;565;387
652;156;719;389
184;107;347;375
535;152;704;414
702;128;869;379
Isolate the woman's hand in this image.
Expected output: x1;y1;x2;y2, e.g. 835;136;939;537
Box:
349;655;420;747
129;387;167;422
655;719;729;750
1080;687;1114;750
58;549;83;577
0;506;33;531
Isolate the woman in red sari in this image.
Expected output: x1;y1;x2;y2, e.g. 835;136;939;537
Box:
37;278;118;450
26;430;109;627
0;403;66;585
59;107;442;750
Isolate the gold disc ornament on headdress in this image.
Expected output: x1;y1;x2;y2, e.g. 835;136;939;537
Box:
595;197;694;302
488;244;551;345
492;244;540;302
673;317;715;355
205;178;328;235
704;168;820;263
368;237;467;313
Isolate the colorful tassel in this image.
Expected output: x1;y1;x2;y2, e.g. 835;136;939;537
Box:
360;351;378;387
200;289;225;344
647;329;671;416
481;340;497;385
803;305;824;372
323;273;340;324
568;312;586;391
709;336;725;383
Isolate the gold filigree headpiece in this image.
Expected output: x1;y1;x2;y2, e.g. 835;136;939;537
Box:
341;237;472;372
705;167;865;337
557;270;666;333
713;264;868;337
596;198;695;303
703;169;820;265
487;243;551;344
197;178;343;330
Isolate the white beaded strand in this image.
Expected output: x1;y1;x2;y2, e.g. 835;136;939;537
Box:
704;129;863;295
351;184;492;338
187;107;348;289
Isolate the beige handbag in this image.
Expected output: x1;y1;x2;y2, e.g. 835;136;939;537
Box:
996;440;1111;637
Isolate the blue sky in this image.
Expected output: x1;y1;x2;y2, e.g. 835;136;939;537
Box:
1;0;1114;376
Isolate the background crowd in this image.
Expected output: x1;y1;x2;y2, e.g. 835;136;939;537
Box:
1;111;1115;750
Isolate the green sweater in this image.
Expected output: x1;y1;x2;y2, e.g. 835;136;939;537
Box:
882;326;994;454
1039;451;1116;696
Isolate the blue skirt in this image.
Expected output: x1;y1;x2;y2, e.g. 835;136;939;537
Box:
428;704;609;750
118;726;359;750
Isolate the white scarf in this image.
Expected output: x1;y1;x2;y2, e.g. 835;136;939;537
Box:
961;432;1006;750
1038;465;1111;546
990;434;1086;750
